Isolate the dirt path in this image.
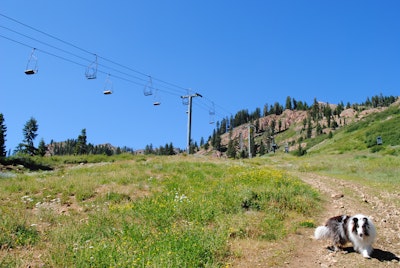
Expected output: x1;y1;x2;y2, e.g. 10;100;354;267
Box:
229;172;400;267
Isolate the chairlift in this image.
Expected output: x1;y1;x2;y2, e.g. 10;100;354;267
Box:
85;54;98;79
143;76;153;96
153;89;161;106
377;136;383;145
24;48;38;75
209;102;215;124
182;89;190;105
226;119;231;130
103;75;113;95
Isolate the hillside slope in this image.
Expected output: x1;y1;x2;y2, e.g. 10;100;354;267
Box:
215;98;399;156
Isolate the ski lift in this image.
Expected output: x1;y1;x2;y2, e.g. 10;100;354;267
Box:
153;89;161;106
143;76;153;96
182;89;190;105
226;118;231;131
85;54;98;79
24;48;38;75
103;75;113;95
209;102;215;124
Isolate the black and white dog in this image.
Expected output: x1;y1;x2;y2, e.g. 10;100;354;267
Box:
314;214;376;258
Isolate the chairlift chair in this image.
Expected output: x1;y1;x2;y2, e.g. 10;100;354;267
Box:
209;102;215;124
143;76;153;96
103;75;113;95
25;48;38;75
153;89;161;106
85;54;98;79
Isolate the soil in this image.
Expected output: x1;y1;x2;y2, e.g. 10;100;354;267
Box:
228;172;400;267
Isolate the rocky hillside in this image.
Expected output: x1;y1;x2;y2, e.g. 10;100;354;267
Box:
215;97;399;156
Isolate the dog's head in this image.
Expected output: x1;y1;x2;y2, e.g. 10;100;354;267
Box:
350;215;372;238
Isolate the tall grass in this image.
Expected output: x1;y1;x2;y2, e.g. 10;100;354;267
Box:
0;156;319;267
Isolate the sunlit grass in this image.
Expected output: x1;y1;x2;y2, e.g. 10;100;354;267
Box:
0;155;319;267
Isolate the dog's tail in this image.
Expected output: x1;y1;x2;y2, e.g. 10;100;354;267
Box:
314;226;330;240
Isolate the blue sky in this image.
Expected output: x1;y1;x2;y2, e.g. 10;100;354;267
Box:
1;1;399;153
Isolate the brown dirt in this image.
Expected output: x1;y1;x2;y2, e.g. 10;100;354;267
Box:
228;172;400;267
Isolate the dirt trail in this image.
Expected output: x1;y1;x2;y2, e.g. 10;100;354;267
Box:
229;172;400;267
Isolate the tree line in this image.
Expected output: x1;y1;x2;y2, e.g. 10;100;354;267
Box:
0;94;397;159
206;94;398;158
0;117;134;158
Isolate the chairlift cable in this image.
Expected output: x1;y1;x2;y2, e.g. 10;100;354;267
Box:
1;13;190;96
1;34;232;121
0;13;93;56
0;25;94;65
1;14;235;121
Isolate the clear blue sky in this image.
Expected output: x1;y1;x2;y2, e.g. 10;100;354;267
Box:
1;1;399;153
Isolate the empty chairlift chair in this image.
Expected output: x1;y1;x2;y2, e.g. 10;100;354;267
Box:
143;76;153;96
153;89;161;106
85;54;98;79
103;75;113;95
24;48;38;75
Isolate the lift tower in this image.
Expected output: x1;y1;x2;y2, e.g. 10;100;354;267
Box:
181;93;202;154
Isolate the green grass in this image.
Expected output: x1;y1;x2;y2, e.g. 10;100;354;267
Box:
0;155;319;267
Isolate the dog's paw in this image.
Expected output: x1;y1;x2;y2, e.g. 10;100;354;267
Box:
361;250;372;259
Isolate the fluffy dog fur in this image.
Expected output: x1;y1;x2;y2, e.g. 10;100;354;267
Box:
314;214;376;258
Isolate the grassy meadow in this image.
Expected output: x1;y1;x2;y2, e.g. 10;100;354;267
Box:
1;104;399;267
0;154;320;267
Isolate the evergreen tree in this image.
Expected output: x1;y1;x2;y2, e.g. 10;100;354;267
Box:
311;98;319;120
0;114;6;157
270;119;276;135
292;98;298;110
168;142;175;155
226;139;236;159
75;129;88;155
306;117;312;138
259;141;266;156
37;138;47;156
19;117;39;155
263;103;269;116
285;96;292;110
213;134;222;151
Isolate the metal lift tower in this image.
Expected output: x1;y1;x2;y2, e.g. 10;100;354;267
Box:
181;93;202;154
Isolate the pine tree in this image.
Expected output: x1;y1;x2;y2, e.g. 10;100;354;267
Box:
37;138;47;156
226;139;236;158
0;114;6;157
20;117;39;155
306;117;312;139
259;141;266;156
285;96;292;110
75;129;87;155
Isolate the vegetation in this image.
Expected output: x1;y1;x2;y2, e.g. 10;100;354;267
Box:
14;117;39;155
0;156;319;267
0;94;398;266
210;94;398;157
0;113;6;157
